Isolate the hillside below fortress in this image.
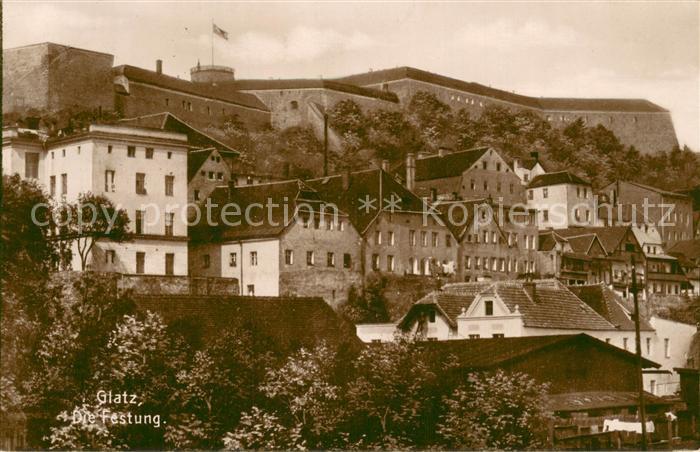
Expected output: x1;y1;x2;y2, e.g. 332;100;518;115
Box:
3;42;678;154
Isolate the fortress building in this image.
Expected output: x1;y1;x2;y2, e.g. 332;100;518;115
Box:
3;42;678;154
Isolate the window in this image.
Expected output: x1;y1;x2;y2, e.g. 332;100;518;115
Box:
62;149;66;157
492;231;498;244
194;190;200;201
145;148;154;159
285;250;293;265
542;210;549;222
25;153;39;179
290;100;299;110
230;252;238;267
446;234;452;247
496;162;501;171
165;253;174;275
483;181;488;191
105;249;115;264
339;221;345;232
371;254;380;270
217;172;223;180
482;161;487;170
343;253;352;269
475;257;481;270
469;334;480;339
465;256;471;269
136;252;145;274
485;300;493;316
650;380;656;395
327;252;335;267
105;170;115;192
527;190;533;200
470;179;475;190
165;98;170;106
165;175;174;196
165;212;174;236
428;310;436;323
646;337;651;355
432;232;438;247
127;146;136;158
51;151;55;159
135;210;144;234
375;230;382;245
623;337;628;350
61;173;67;195
409;230;416;246
208;171;215;180
50;176;56;196
307;251;315;266
493;333;505;338
247;284;255;296
421;231;428;247
387;255;395;272
509;183;514;194
250;251;258;266
136;173;146;194
167;151;172;159
388;231;395;246
543;187;548;198
664;338;670;358
496;181;501;192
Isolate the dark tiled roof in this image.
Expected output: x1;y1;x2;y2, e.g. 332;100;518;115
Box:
334;66;668;113
554;226;632;256
417;333;660;370
190;179;337;242
120;112;238;156
568;284;654;331
669;239;700;261
113;65;269;111
133;294;361;352
547;391;670;412
617;180;691;200
307;169;427;234
225;79;399;103
393;147;490;182
420;279;616;331
566;234;604;255
538;231;568;252
398;283;492;329
527;171;590;189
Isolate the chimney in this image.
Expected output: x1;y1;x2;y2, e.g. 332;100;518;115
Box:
342;170;351;191
530;151;539;163
406;153;416;191
513;158;521;171
438;147;450;157
156;59;163;75
523;281;536;301
283;162;291;179
381;159;389;171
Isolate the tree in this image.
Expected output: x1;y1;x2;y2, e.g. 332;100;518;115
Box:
340;274;390;323
344;337;437;448
407;91;453;150
436;370;550;450
57;192;129;270
222;407;304;451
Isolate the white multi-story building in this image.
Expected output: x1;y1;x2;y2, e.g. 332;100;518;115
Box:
3;124;190;275
526;171;595;229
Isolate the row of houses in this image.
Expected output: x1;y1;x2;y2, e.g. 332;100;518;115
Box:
4;120;698;304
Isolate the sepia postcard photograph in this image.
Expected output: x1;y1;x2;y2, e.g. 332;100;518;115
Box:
1;1;699;450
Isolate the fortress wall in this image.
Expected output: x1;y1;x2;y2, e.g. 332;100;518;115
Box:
115;82;270;130
2;43;114;115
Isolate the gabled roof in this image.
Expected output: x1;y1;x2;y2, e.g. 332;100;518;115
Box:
333;66;668;113
612;180;691;200
547;391;670;412
555;226;633;256
113;65;269;111
434;198;533;242
567;284;654;331
392;147;490;182
190;179;338;242
409;279;616;331
538;230;569;252
133;294;361;353
120;112;238;156
224;79;399;102
307;168;427;234
527;171;590;189
417;333;660;370
398;283;493;329
187;148;216;181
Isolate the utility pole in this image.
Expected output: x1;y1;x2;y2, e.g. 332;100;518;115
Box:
323;113;329;177
631;254;648;450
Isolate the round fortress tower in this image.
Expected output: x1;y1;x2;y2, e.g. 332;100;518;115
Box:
190;62;235;83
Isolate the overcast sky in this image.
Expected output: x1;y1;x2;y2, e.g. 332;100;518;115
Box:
4;1;699;150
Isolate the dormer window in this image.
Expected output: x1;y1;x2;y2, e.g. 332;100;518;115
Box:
429;310;436;323
485;300;493;316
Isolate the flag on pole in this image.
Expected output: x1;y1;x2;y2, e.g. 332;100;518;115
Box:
213;23;229;40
